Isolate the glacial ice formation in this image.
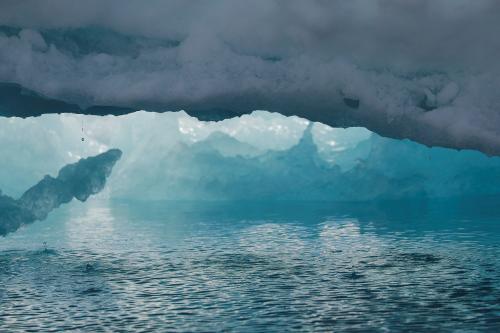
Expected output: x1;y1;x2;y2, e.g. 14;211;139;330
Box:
1;1;500;155
0;149;121;236
1;112;499;202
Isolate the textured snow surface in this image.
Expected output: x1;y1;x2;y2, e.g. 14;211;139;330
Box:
1;1;500;154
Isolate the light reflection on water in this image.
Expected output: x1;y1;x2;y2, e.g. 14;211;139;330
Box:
1;199;499;332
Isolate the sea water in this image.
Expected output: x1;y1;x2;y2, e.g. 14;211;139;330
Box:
1;199;499;332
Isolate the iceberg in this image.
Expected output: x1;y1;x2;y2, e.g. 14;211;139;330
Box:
1;112;499;203
109;122;500;201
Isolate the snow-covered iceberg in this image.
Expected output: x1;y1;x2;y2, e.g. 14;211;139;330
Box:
0;149;121;236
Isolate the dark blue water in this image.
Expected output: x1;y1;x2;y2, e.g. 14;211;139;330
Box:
1;199;499;332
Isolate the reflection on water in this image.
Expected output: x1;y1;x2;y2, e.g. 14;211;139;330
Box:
1;199;500;332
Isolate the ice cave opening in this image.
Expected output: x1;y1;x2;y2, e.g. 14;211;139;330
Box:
1;110;500;205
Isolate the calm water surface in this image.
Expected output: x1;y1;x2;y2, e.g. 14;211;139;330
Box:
1;199;499;332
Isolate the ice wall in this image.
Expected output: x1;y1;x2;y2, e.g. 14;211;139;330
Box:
1;112;499;202
0;149;121;236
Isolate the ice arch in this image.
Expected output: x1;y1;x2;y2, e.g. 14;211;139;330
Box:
1;1;500;155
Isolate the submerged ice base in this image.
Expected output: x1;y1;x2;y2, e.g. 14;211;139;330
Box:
1;111;500;202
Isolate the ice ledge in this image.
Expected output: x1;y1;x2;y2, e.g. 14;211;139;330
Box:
1;82;499;157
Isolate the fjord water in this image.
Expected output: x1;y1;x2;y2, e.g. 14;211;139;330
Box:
1;199;499;332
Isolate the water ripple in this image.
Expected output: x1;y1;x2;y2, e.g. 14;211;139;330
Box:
1;201;499;332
